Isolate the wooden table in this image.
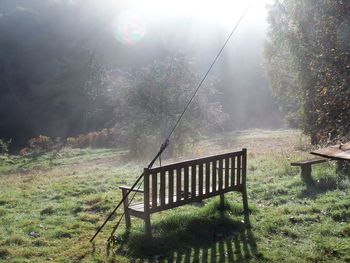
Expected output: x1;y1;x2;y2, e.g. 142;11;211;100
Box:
311;142;350;161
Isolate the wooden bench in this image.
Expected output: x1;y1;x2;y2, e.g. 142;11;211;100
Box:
291;158;327;185
120;148;248;237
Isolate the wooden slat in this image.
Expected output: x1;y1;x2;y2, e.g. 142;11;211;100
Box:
198;163;203;197
146;185;242;214
212;160;217;192
237;155;241;186
218;159;223;191
168;169;174;204
176;168;182;201
160;171;166;207
231;156;235;186
144;169;150;212
149;151;242;174
143;150;246;210
152;172;157;208
205;162;210;195
291;158;327;166
225;158;229;189
191;165;196;198
242;148;247;187
184;165;189;200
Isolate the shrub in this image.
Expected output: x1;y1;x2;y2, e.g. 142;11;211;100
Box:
65;128;119;149
28;135;53;153
0;138;11;156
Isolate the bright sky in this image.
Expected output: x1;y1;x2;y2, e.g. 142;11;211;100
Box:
125;0;271;23
112;0;273;45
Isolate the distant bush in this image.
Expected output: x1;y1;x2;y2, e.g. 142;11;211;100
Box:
0;138;11;156
27;135;54;154
65;128;120;149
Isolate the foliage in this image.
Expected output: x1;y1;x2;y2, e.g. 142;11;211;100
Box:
265;0;350;144
66;128;121;149
0;0;113;150
28;135;53;151
108;55;228;157
0;138;11;156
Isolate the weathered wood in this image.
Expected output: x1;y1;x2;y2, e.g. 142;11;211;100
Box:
149;151;241;174
119;185;144;193
143;168;152;238
212;161;217;192
160;171;166;208
151;172;157;209
241;148;248;213
237;155;241;186
184;165;189;200
311;143;350;161
291;158;327;166
121;188;131;228
218;158;223;191
168;169;174;204
176;168;181;202
225;158;229;189
198;163;203;197
291;157;328;186
128;185;242;214
205;161;210;195
120;149;248;237
231;156;235;186
191;165;196;197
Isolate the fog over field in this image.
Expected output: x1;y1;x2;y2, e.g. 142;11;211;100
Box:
0;0;281;152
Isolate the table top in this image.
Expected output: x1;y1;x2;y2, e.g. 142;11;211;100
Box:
311;142;350;161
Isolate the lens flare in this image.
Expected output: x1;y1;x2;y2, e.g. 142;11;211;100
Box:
112;11;146;45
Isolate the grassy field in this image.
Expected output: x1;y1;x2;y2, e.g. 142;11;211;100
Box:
0;129;350;262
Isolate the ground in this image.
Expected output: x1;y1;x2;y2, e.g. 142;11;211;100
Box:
0;129;349;262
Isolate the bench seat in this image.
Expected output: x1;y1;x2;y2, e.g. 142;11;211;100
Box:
291;158;327;166
127;185;244;214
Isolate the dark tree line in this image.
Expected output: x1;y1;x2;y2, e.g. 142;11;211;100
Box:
0;0;115;150
265;0;350;144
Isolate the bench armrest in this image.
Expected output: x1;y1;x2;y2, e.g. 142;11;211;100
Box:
119;185;144;193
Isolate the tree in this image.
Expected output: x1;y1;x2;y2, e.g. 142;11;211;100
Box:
107;55;228;157
265;0;350;144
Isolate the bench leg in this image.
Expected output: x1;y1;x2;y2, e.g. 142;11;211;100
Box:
242;188;249;215
121;189;131;228
301;165;314;186
144;213;152;239
220;194;225;209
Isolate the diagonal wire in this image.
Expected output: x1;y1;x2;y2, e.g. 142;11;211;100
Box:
163;0;254;144
91;0;254;242
107;178;144;242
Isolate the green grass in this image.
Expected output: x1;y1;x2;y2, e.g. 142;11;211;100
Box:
0;129;349;262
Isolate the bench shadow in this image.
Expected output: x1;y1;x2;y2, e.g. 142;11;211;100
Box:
298;175;342;199
155;227;260;263
109;202;262;262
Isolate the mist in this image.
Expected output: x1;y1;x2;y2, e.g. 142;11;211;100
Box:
0;0;281;152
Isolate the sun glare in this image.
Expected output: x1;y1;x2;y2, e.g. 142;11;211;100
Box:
112;0;270;44
129;0;252;25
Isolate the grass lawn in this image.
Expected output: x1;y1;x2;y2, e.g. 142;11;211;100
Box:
0;129;349;262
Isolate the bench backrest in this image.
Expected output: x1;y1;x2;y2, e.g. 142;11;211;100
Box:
143;148;247;213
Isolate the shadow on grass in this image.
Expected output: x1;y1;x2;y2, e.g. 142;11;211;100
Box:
109;200;262;262
17;149;63;170
298;172;349;199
